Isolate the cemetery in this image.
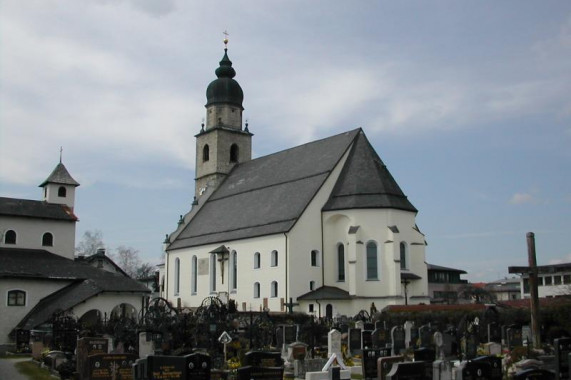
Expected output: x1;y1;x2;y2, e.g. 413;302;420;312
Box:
7;294;571;380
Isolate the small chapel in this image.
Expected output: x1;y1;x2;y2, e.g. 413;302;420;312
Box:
164;42;430;318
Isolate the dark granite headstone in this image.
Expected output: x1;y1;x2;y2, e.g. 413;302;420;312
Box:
146;355;187;380
414;347;435;362
243;351;282;368
386;361;426;379
471;356;502;380
236;366;284;380
419;325;432;348
78;337;109;380
88;353;137;380
378;356;404;380
132;358;147;380
507;325;523;349
362;348;390;380
555;337;571;380
487;322;501;343
410;328;419;349
465;333;479;360
458;359;493;380
391;326;406;356
186;353;211;380
349;328;362;354
362;330;373;349
364;323;375;331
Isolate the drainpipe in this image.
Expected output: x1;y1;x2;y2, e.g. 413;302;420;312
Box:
284;233;288;309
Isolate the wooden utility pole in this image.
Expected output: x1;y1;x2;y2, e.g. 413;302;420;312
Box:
526;232;541;348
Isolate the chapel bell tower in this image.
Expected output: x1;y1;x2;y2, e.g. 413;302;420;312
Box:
195;37;252;199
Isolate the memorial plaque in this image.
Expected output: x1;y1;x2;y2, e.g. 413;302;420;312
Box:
378;356;404;380
88;353;137;380
78;337;109;380
146;355;187;380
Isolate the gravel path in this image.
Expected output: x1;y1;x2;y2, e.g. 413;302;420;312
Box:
0;357;36;380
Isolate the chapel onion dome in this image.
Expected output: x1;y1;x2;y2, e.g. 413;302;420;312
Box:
205;49;244;109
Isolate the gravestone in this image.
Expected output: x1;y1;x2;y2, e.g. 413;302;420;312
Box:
287;341;308;362
433;332;444;359
87;353;137;380
276;325;297;352
403;321;414;348
522;325;533;346
294;358;327;379
349;328;362;355
414;348;435;380
507;325;523;349
375;320;385;330
355;321;365;331
362;330;373;349
378;356;404;380
328;329;342;358
372;327;388;349
365;323;375;331
410;327;419;349
391;326;406;356
472;356;502;380
432;360;453;380
147;353;210;380
243;351;282;367
77;337;109;380
457;359;492;380
138;332;153;359
132;358;147;380
386;361;426;379
442;331;456;358
482;342;501;356
419;325;432;348
464;333;479;360
487;322;501;344
554;338;571;380
362;348;391;380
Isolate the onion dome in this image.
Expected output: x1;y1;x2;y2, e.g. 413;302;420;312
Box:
206;49;244;109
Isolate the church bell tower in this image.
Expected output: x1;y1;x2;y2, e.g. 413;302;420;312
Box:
195;37;252;200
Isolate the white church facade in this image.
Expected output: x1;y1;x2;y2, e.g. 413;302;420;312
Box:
164;45;430;318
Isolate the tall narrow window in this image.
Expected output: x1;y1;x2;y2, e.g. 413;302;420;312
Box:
42;232;54;247
366;241;378;280
271;281;278;297
174;258;180;295
311;250;320;267
210;254;217;292
203;144;210;162
231;250;238;290
337;243;345;281
254;252;261;269
191;256;198;294
271;250;278;267
230;144;239;163
400;242;407;270
7;290;26;306
310;281;315;291
58;186;66;197
254;282;260;298
4;230;16;245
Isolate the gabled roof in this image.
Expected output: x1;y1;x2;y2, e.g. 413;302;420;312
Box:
426;263;467;274
169;128;418;250
0;248;149;329
0;197;78;221
297;286;352;301
78;250;130;277
323;132;417;212
39;162;80;187
169;129;361;250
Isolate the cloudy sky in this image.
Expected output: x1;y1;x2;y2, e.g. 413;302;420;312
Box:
1;1;570;282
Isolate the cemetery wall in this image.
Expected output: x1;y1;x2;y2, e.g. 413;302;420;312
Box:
0;278;72;345
0;215;76;259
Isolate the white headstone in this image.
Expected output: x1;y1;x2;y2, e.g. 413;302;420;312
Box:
403;321;414;348
355;321;365;330
328;329;342;358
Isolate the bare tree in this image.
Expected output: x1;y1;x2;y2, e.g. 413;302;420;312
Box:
111;246;142;278
75;230;104;257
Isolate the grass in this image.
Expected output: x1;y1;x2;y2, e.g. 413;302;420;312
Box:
14;360;56;380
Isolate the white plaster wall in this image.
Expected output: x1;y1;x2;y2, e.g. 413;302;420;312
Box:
166;234;287;312
44;183;76;209
0;216;76;259
71;293;145;321
0;278;72;345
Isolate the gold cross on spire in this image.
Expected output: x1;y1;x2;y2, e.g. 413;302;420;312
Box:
223;30;229;48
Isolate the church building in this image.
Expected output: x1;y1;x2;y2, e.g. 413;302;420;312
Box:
164;45;430;318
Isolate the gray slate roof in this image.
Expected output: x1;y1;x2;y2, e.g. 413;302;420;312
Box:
0;197;78;221
427;263;467;274
39;162;80;187
297;286;352;301
169;128;417;250
0;248;149;330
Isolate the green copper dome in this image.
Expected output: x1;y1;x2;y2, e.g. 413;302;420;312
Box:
206;49;244;109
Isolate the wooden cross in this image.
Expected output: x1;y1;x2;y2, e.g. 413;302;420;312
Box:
284;297;299;313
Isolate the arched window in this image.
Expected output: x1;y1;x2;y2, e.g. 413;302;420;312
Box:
58;186;66;197
271;281;278;297
174;258;180;295
4;230;16;245
253;282;260;298
191;256;198;294
210;254;217;292
231;250;238;290
366;241;378;280
400;242;407;270
337;243;345;281
271;250;278;267
309;281;315;291
254;252;261;269
7;290;26;306
230;144;239;163
311;250;320;267
203;144;210;162
42;232;54;247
